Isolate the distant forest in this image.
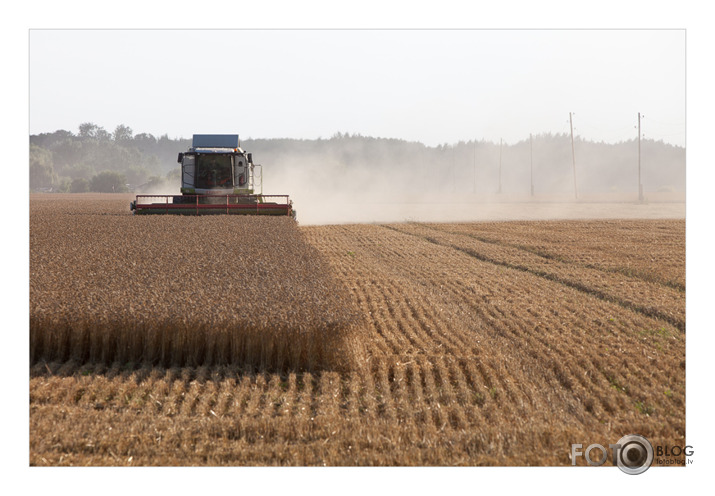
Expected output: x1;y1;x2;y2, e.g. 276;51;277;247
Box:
29;122;685;196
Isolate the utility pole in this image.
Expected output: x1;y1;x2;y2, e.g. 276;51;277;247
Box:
498;138;503;194
530;133;534;197
638;112;644;202
473;140;477;194
452;145;456;193
569;112;578;199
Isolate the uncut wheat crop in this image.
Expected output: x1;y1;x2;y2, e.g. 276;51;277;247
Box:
30;195;365;371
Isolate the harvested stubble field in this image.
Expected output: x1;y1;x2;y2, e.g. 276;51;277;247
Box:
29;194;685;466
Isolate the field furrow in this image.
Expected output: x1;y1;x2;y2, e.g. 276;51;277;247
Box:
390;222;685;330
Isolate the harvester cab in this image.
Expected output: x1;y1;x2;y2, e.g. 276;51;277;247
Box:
130;134;294;217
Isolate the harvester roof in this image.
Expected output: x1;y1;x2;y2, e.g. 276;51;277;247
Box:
192;134;240;149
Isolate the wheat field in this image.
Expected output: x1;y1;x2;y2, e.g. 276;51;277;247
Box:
30;195;364;372
29;194;685;466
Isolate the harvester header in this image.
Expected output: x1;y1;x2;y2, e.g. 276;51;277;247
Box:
130;134;294;218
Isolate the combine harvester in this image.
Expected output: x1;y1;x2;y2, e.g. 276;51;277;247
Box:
130;134;294;218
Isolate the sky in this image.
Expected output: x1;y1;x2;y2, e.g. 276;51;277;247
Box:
29;29;685;147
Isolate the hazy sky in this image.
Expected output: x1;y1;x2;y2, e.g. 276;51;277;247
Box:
30;29;685;146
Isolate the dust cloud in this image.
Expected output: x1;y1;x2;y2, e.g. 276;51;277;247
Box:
256;136;685;226
134;178;180;197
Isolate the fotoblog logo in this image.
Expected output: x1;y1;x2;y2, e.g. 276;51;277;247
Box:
571;434;654;475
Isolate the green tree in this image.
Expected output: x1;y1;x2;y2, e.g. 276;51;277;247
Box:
96;128;112;141
113;124;133;143
29;144;56;190
54;178;71;193
78;122;100;139
90;170;128;193
134;133;157;147
125;166;150;186
51;139;83;170
70;177;90;193
79;122;110;141
63;163;96;180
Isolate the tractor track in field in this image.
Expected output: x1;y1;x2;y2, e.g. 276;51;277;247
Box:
418;222;685;293
381;223;685;332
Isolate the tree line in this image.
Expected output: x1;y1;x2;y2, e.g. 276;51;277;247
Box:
29;124;685;196
30;123;187;193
